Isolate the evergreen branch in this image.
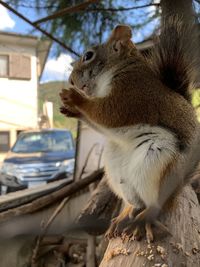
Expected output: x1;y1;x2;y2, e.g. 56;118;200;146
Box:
87;3;160;12
0;0;80;57
13;4;56;9
33;0;100;25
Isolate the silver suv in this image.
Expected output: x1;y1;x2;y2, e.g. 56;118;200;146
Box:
0;129;75;192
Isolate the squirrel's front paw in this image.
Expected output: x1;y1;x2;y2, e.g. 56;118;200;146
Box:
60;88;87;109
60;106;80;118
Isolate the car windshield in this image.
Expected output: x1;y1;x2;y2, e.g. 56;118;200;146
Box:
12;131;74;153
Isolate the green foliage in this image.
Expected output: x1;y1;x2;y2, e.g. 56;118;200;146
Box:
192;89;200;107
51;0;121;53
7;0;161;55
38;81;78;137
192;89;200;122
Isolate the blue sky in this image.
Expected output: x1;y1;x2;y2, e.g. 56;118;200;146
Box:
0;4;74;82
0;2;157;83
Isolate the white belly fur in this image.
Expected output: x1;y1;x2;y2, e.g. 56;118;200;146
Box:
103;124;178;208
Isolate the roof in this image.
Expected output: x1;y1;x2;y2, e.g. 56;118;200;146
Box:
0;31;51;79
36;39;51;78
0;31;38;40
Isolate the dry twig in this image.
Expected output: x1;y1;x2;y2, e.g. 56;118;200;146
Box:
31;196;70;265
33;0;100;24
78;143;99;179
0;169;103;222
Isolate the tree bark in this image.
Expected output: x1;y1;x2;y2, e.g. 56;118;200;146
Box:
0;179;72;212
0;169;103;223
77;176;121;235
86;236;96;267
100;186;200;267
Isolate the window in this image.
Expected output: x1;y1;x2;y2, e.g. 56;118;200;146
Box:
0;131;10;152
9;54;31;80
0;54;31;80
0;55;8;77
12;131;74;153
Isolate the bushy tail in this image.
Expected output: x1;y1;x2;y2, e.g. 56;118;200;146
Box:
149;16;199;101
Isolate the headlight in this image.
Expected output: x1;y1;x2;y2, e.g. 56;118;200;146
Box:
1;162;17;176
59;159;75;174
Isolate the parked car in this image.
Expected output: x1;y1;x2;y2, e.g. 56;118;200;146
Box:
0;129;75;193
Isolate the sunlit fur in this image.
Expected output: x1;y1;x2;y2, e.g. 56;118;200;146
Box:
104;125;178;209
60;23;199;216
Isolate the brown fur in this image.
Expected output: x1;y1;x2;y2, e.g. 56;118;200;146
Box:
60;20;197;149
60;21;199;233
61;56;197;147
148;16;199;101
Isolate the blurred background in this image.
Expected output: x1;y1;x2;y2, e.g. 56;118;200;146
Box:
0;1;200;266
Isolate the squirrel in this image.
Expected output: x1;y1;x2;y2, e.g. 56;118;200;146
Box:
60;16;200;242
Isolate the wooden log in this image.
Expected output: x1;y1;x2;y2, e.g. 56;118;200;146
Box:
41;235;64;246
99;186;200;267
0;190;90;239
77;176;121;235
0;169;103;223
191;174;200;203
0;179;72;212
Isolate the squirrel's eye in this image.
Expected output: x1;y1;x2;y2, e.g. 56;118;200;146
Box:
83;51;94;62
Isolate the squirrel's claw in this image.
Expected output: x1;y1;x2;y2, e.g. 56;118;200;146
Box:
105;217;118;239
121;220;170;243
106;207;171;243
60;87;87;109
121;208;171;243
121;221;154;243
105;216;128;239
122;225;143;242
145;223;154;243
105;205;135;240
60;105;80;118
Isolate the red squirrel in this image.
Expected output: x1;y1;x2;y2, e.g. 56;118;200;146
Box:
60;17;200;242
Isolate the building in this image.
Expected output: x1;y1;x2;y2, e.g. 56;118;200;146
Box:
0;32;51;162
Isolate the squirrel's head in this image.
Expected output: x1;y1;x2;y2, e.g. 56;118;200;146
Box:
69;25;137;96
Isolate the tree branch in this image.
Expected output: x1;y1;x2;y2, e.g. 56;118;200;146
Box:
33;2;160;25
0;168;104;223
31;196;70;265
33;0;100;25
78;143;99;179
87;3;160;12
0;1;80;57
10;4;57;9
77;176;121;236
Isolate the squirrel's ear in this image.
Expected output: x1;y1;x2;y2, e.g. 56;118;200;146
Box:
109;25;132;42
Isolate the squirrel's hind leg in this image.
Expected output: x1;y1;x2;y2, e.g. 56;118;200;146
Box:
105;204;144;240
122;207;171;243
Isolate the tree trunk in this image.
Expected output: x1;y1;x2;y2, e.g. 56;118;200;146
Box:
100;186;200;267
77;177;121;235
